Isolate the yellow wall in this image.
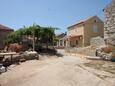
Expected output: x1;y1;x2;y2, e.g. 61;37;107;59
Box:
67;16;104;47
68;24;84;47
84;16;104;46
68;24;84;36
68;38;83;47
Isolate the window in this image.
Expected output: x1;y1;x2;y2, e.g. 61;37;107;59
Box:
94;20;97;23
75;29;78;32
93;24;98;33
60;40;63;46
75;28;79;33
70;41;72;46
76;40;78;45
64;41;66;46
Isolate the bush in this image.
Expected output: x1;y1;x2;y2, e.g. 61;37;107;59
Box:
101;45;113;53
35;44;43;52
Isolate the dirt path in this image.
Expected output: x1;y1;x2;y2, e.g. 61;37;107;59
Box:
0;50;115;86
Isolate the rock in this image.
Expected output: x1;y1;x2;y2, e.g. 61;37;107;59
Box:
100;45;113;53
20;58;26;62
2;54;20;67
106;34;115;46
90;36;105;48
95;47;113;61
0;64;6;74
111;50;115;57
21;51;39;60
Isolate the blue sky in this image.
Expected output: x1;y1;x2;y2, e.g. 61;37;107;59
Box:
0;0;111;33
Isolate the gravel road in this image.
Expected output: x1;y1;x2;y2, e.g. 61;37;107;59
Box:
0;49;114;86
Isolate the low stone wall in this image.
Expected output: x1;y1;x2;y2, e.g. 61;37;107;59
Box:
1;51;39;67
65;36;106;56
65;46;96;56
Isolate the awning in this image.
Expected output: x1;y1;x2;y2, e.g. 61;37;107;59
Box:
66;35;83;40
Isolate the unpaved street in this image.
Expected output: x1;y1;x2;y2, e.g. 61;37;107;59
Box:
0;50;115;86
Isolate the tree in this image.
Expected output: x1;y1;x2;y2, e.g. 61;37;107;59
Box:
28;24;41;51
40;27;58;48
5;24;58;50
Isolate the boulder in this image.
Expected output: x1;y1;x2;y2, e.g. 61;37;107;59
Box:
106;34;115;46
100;45;113;53
2;55;20;67
20;51;39;60
0;64;6;74
96;45;115;61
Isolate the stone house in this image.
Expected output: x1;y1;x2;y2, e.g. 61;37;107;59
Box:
66;16;104;47
56;33;67;48
0;24;13;49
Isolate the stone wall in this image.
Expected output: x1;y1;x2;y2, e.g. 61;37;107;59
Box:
90;36;105;48
104;0;115;46
65;46;96;56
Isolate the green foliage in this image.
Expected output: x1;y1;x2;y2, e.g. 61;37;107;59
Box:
5;32;20;44
5;24;58;48
40;27;54;43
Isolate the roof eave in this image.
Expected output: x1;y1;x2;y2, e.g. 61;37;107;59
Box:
67;22;84;29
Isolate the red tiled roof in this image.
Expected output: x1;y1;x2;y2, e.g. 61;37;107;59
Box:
68;16;97;29
0;24;13;31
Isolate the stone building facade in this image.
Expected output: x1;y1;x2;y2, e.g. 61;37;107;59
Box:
104;0;115;46
0;24;13;49
67;16;104;47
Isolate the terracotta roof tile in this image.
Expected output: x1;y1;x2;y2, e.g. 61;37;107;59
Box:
0;24;13;31
68;16;97;29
